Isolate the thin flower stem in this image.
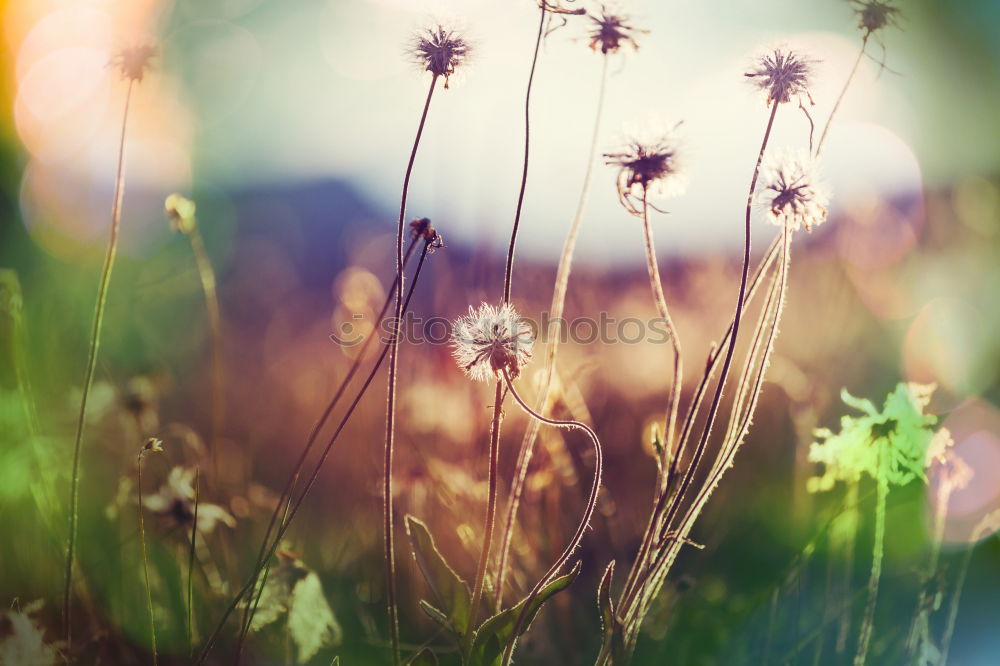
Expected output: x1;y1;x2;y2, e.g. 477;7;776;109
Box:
187;227;224;475
137;449;159;666
240;235;421;630
196;238;438;665
384;74;439;666
639;188;683;473
656;101;779;543
940;520;989;666
502;2;546;304
188;467;200;656
64;79;134;646
494;53;609;613
499;368;602;666
816;35;869;157
854;474;887;666
464;380;504;652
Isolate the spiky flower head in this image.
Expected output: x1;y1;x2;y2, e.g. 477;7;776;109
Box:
112;44;157;83
807;383;938;493
852;1;901;36
605;121;686;216
745;48;814;105
757;150;830;231
410;24;471;88
452;303;534;382
588;6;643;54
165;193;197;235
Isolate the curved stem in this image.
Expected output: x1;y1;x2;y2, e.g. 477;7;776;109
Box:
64;79;134;646
639;188;683;472
188;468;200;656
499;368;602;666
137;450;159;666
384;74;439;666
816;35;868;157
657;101;779;545
502;3;546;304
494;53;609;612
187;227;224;475
465;381;504;652
197;239;437;665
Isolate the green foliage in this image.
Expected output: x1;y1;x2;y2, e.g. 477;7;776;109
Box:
467;561;581;666
405;515;472;637
248;555;342;664
807;383;938;493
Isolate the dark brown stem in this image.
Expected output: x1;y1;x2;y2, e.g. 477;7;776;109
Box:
494;53;609;613
64;79;134;646
384;74;439;666
502;3;546;304
816;34;868;157
499;368;602;666
464;380;504;652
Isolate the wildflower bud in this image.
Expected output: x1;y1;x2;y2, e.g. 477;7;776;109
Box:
112;44;157;83
587;6;644;54
410;25;471;88
165;193;197;235
853;1;901;36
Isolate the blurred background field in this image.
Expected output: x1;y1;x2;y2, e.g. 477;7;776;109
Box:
1;1;1000;664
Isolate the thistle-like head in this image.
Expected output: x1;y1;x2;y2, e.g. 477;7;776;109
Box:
852;0;901;36
745;48;814;105
452;303;534;382
410;24;471;88
605;121;686;216
112;44;157;83
757;150;830;231
587;6;643;54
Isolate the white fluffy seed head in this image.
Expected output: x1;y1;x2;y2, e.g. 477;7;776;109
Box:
757;150;830;231
451;303;534;382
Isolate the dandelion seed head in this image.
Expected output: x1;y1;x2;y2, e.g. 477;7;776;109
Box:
605;120;687;215
757;150;830;231
409;24;471;88
112;44;157;83
452;303;534;382
745;48;814;105
587;5;643;54
852;0;901;36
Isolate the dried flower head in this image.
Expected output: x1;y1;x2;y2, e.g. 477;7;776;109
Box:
165;193;197;235
745;48;814;105
541;1;587;15
452;303;534;382
143;466;235;533
757;150;830;231
588;6;643;54
605;121;686;216
111;44;157;83
852;0;901;36
140;437;164;457
807;383;938;493
410;24;470;88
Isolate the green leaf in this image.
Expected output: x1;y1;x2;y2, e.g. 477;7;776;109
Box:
418;599;451;631
468;561;582;666
405;515;472;636
596;561;617;662
408;647;439;666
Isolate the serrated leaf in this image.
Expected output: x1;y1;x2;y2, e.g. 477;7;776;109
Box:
405;515;472;636
288;570;342;663
468;561;581;666
408;647;439;666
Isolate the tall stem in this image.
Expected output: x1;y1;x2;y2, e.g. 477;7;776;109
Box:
197;237;438;665
854;473;887;666
137;448;159;666
187;227;224;474
465;381;504;651
384;75;438;665
500;369;602;666
639;189;683;471
64;79;134;645
494;54;609;612
657;101;779;542
502;3;546;304
816;35;868;157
